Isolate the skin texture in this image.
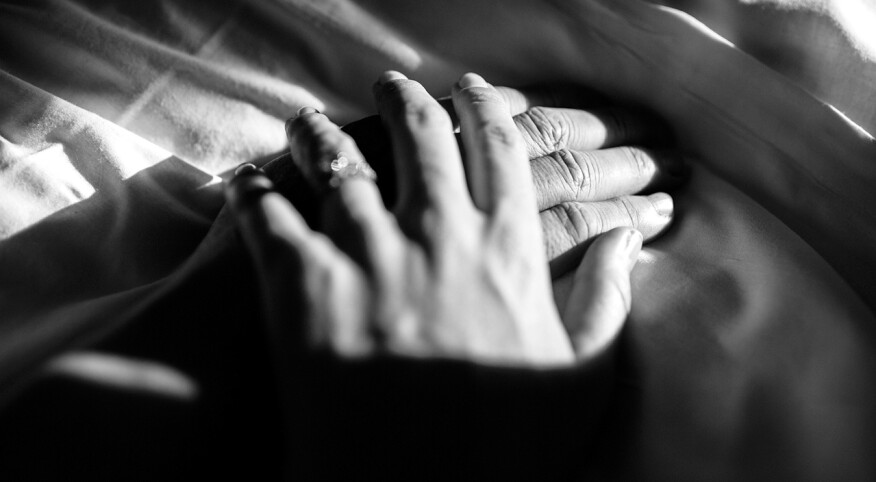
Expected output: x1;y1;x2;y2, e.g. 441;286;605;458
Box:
226;72;652;365
223;72;678;477
343;84;680;276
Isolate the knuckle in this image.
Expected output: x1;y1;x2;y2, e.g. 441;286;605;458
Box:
569;149;602;198
547;149;591;200
621;146;652;178
612;196;644;227
552;202;600;244
515;111;551;156
526;106;569;152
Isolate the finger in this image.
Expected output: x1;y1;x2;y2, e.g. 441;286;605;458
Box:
285;107;372;195
563;227;641;362
340;107;681;212
226;163;319;271
514;106;669;158
542;193;673;277
437;84;607;125
322;177;404;283
225;164;326;348
531;147;687;210
227;164;376;358
452;72;535;215
340;115;397;206
372;70;471;219
285;107;397;272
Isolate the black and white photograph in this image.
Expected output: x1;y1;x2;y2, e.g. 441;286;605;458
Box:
1;0;875;479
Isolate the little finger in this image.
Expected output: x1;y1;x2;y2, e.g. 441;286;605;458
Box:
541;193;673;277
531;147;686;210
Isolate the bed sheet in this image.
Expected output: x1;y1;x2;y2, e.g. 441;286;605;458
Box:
1;0;875;479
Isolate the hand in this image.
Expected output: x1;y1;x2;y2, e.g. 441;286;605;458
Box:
226;71;643;367
226;72;648;478
343;84;682;277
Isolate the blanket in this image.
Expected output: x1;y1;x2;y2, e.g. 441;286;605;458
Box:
1;0;875;479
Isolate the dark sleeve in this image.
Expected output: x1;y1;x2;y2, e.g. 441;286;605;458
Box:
286;353;618;480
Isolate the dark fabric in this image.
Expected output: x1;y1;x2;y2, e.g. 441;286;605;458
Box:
2;0;876;479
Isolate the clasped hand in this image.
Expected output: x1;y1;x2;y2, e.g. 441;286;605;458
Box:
226;71;676;367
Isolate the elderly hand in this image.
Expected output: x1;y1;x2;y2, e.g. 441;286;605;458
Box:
343;84;681;278
226;72;657;478
226;71;645;367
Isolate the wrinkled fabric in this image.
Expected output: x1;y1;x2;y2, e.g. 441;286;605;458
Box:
1;0;875;479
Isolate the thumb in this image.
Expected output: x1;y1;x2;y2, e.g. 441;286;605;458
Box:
562;227;642;363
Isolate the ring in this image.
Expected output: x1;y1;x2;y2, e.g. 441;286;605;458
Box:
325;151;378;188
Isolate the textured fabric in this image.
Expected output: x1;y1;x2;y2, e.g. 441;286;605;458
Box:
1;0;875;479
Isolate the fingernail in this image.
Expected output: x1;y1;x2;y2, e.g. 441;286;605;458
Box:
227;163;274;206
234;163;258;177
285;107;320;132
625;229;643;264
377;70;407;85
650;193;674;217
458;72;488;89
